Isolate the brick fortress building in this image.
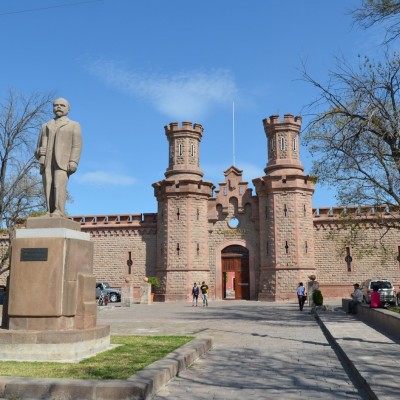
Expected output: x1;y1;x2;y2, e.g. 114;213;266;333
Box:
3;114;399;301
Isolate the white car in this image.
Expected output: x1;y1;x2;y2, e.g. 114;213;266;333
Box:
361;279;398;306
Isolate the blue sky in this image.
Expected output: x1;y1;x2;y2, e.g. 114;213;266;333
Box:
0;0;385;216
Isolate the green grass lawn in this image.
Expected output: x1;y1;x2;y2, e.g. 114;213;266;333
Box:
388;306;400;314
0;336;193;380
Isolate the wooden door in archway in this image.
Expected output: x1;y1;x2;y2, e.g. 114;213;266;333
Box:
222;246;249;300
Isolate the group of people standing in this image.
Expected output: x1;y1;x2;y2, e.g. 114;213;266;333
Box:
192;281;209;307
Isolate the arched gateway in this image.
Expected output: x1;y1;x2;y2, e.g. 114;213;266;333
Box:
221;245;249;300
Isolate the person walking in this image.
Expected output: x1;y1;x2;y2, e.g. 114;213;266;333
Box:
297;282;306;311
200;281;209;307
192;282;199;306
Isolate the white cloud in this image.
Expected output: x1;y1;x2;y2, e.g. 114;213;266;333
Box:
76;171;136;186
85;58;238;120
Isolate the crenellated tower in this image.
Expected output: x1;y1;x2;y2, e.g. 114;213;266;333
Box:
152;122;214;301
253;114;316;301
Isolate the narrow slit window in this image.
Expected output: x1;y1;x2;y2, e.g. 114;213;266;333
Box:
285;241;289;254
190;144;195;157
345;246;352;272
397;246;400;267
177;208;180;220
280;137;286;151
293;137;297;151
305;241;308;254
178;143;183;156
197;243;200;256
177;243;180;256
284;204;288;217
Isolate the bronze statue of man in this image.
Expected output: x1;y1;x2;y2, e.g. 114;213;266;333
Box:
35;98;82;217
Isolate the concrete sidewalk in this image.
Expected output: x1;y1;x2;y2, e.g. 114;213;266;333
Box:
0;301;398;399
316;308;400;400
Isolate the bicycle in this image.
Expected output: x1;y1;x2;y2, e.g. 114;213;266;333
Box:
97;290;109;306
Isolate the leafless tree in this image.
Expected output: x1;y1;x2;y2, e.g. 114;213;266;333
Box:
0;89;53;273
301;52;400;228
353;0;400;44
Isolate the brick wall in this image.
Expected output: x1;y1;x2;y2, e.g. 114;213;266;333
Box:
313;219;400;298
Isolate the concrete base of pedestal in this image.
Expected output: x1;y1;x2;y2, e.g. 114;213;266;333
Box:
140;282;152;304
0;325;110;362
2;217;111;362
121;282;135;307
8;221;96;330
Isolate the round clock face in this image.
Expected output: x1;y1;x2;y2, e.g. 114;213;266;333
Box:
228;217;239;229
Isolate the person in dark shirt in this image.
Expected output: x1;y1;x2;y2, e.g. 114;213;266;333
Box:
192;282;199;306
200;281;209;307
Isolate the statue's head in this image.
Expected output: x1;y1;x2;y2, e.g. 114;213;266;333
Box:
53;98;70;118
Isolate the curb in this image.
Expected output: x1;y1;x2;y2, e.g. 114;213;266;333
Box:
0;337;213;400
314;313;378;400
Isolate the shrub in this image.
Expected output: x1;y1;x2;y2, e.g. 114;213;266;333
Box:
147;276;160;291
313;289;323;306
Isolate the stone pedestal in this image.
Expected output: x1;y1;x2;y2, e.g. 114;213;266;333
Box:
140;282;152;304
121;281;135;307
308;279;320;307
2;217;110;361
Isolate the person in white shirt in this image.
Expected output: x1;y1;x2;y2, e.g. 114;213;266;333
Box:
348;283;363;314
296;282;306;311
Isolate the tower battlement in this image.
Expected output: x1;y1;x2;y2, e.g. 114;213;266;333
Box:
165;121;204;134
263;114;302;133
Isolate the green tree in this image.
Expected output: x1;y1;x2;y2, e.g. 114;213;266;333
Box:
353;0;400;44
0;89;53;273
301;52;400;228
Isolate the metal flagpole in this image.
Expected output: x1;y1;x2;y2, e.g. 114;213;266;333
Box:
232;101;235;166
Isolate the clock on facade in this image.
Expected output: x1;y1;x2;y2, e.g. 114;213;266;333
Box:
228;217;239;229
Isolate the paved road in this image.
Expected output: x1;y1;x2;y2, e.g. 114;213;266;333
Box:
98;301;369;400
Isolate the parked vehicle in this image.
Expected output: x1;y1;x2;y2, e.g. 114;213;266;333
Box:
96;282;121;303
0;285;6;305
361;279;398;306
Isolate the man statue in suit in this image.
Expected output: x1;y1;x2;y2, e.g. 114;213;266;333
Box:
35;98;82;217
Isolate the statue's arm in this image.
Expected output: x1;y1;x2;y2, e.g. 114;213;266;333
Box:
68;122;82;172
35;124;47;162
